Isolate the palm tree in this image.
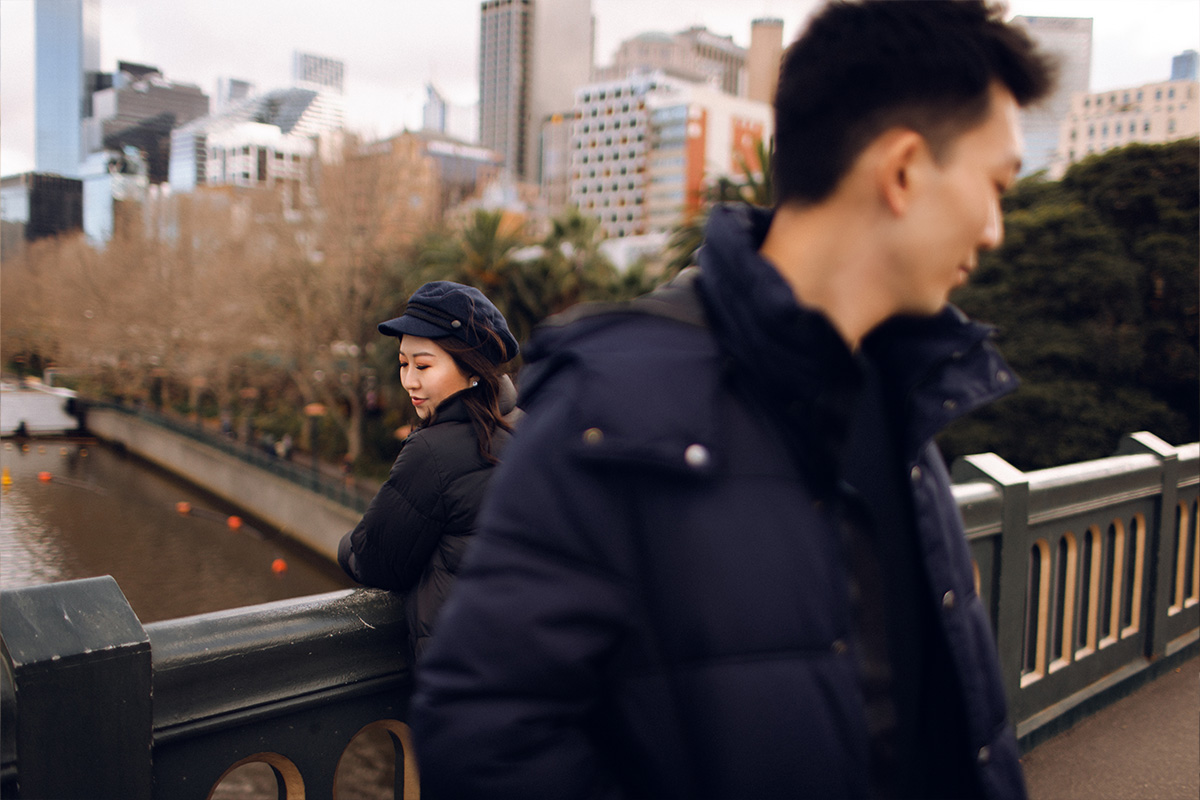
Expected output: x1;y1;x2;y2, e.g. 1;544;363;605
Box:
417;209;548;346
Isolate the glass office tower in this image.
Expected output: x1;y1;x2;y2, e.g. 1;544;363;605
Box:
35;0;100;177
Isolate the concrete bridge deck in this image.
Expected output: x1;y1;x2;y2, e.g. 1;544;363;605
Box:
1023;654;1199;800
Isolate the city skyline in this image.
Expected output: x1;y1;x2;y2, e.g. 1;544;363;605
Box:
2;0;1197;178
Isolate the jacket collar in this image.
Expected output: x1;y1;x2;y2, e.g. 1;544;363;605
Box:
695;204;1017;458
427;374;519;426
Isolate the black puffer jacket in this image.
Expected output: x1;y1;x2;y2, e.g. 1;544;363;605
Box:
412;205;1026;799
338;380;515;659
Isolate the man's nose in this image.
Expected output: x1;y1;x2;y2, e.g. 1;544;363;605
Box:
981;199;1004;250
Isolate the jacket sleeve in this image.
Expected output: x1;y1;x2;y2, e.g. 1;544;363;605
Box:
338;434;445;591
410;370;635;800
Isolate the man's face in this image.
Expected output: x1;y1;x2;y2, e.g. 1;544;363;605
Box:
892;83;1023;316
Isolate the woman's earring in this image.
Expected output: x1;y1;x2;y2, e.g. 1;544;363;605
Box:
471;379;479;387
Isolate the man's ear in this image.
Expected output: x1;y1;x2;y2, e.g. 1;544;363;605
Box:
875;129;927;217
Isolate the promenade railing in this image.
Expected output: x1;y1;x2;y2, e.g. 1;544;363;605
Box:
2;431;1197;799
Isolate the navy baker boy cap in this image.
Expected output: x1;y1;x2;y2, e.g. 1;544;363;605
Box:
378;281;519;365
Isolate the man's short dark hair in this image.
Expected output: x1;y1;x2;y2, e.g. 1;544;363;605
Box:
773;0;1056;207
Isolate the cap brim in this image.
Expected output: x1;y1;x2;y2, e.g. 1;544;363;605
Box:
377;315;451;340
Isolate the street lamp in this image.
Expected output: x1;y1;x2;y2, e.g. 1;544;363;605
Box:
304;402;326;488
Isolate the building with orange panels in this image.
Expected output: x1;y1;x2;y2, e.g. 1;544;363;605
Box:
568;72;771;239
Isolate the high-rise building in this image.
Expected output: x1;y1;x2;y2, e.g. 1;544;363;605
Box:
291;51;346;135
216;78;256;113
1011;16;1092;177
479;0;593;182
594;25;750;98
293;52;345;95
1055;79;1200;177
424;84;449;134
83;62;210;184
594;32;725;87
1172;50;1199;82
568;71;771;239
0;173;84;244
747;18;784;105
35;0;101;176
168;87;341;200
675;26;747;97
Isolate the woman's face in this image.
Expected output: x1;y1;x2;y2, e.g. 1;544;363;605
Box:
398;335;472;419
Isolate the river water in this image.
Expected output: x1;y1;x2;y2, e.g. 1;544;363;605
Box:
1;438;402;797
0;439;354;622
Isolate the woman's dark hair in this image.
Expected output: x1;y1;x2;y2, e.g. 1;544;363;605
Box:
774;0;1056;207
422;332;513;464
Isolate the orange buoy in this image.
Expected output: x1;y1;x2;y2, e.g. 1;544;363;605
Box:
1;467;12;487
175;502;192;515
227;516;243;531
37;471;52;482
271;558;288;574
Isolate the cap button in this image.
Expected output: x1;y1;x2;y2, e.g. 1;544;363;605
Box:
451;319;462;329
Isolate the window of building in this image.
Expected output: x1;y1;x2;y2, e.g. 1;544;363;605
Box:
1168;118;1176;133
1156;89;1162;100
1144;120;1151;133
1168;87;1175;99
1137;90;1143;101
1084;97;1090;108
1115;122;1122;135
1088;124;1095;137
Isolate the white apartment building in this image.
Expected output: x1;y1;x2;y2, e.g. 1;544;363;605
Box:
568;72;771;239
168;87;339;204
1055;79;1199;177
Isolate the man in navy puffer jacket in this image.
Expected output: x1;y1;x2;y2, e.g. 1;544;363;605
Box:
412;2;1055;797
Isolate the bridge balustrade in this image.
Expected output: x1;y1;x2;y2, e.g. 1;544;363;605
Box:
2;432;1197;799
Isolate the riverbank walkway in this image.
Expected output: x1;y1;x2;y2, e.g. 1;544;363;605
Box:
1022;654;1199;799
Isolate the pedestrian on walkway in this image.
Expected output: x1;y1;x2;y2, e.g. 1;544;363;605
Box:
411;2;1055;798
337;281;519;661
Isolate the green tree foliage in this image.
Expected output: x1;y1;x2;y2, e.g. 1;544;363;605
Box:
941;140;1199;469
415;208;654;350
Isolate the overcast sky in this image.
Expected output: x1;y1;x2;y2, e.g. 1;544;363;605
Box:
2;0;1197;177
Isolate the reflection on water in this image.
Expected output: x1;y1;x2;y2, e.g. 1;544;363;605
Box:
0;440;353;623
